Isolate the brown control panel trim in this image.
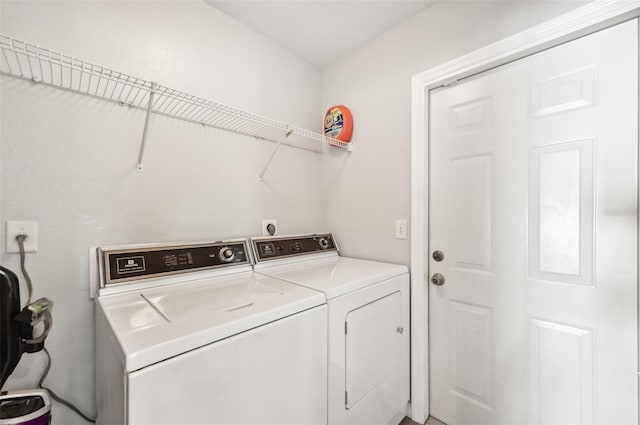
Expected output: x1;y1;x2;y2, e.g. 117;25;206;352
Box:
101;241;249;285
252;234;337;262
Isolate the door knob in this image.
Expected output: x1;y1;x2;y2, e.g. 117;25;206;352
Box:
432;250;444;262
431;273;445;286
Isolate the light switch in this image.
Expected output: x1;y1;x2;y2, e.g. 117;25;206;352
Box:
395;219;407;239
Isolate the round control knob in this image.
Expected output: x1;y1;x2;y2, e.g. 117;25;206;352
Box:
319;238;330;249
219;247;235;263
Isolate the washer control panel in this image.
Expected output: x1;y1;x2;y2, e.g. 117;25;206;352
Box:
252;234;337;262
101;240;249;285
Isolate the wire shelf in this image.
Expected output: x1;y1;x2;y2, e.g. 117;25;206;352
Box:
0;34;351;162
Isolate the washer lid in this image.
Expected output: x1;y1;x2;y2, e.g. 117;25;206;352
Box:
144;276;281;321
255;257;408;299
97;271;325;372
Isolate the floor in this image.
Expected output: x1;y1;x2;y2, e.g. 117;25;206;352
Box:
400;416;446;425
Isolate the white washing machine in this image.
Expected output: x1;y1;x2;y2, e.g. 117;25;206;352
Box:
251;234;410;425
93;239;327;425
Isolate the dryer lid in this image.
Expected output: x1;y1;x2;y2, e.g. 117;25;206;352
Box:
255;256;407;299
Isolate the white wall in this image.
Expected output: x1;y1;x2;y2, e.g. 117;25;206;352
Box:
0;2;323;424
321;0;587;265
1;1;592;424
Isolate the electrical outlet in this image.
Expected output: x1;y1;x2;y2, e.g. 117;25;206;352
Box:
262;219;277;236
6;221;38;253
395;219;407;240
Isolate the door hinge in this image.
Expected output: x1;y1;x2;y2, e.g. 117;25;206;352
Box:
442;78;459;87
345;391;348;405
344;322;348;334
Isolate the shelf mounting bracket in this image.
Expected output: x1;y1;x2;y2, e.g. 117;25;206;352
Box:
137;82;156;172
259;128;292;182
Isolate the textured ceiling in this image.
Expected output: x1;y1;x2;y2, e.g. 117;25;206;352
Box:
205;1;433;67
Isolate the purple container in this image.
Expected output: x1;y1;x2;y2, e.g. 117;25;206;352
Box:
11;414;51;425
0;390;52;425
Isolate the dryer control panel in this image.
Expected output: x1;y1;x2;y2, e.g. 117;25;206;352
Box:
100;240;249;285
252;233;338;262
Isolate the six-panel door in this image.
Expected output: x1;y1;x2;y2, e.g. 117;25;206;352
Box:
429;20;638;424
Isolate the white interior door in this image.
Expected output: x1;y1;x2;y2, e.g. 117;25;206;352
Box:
428;20;638;425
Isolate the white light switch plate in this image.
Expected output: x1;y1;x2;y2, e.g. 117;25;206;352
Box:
395;219;407;239
6;221;38;253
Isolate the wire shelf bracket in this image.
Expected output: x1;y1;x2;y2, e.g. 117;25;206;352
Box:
259;128;292;182
0;33;352;172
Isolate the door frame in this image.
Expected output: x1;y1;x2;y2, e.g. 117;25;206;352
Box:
410;1;640;422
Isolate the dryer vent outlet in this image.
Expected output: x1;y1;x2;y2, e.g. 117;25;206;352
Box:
262;219;277;236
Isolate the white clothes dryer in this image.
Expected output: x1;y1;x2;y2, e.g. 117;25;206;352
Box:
251;234;410;425
93;239;327;425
